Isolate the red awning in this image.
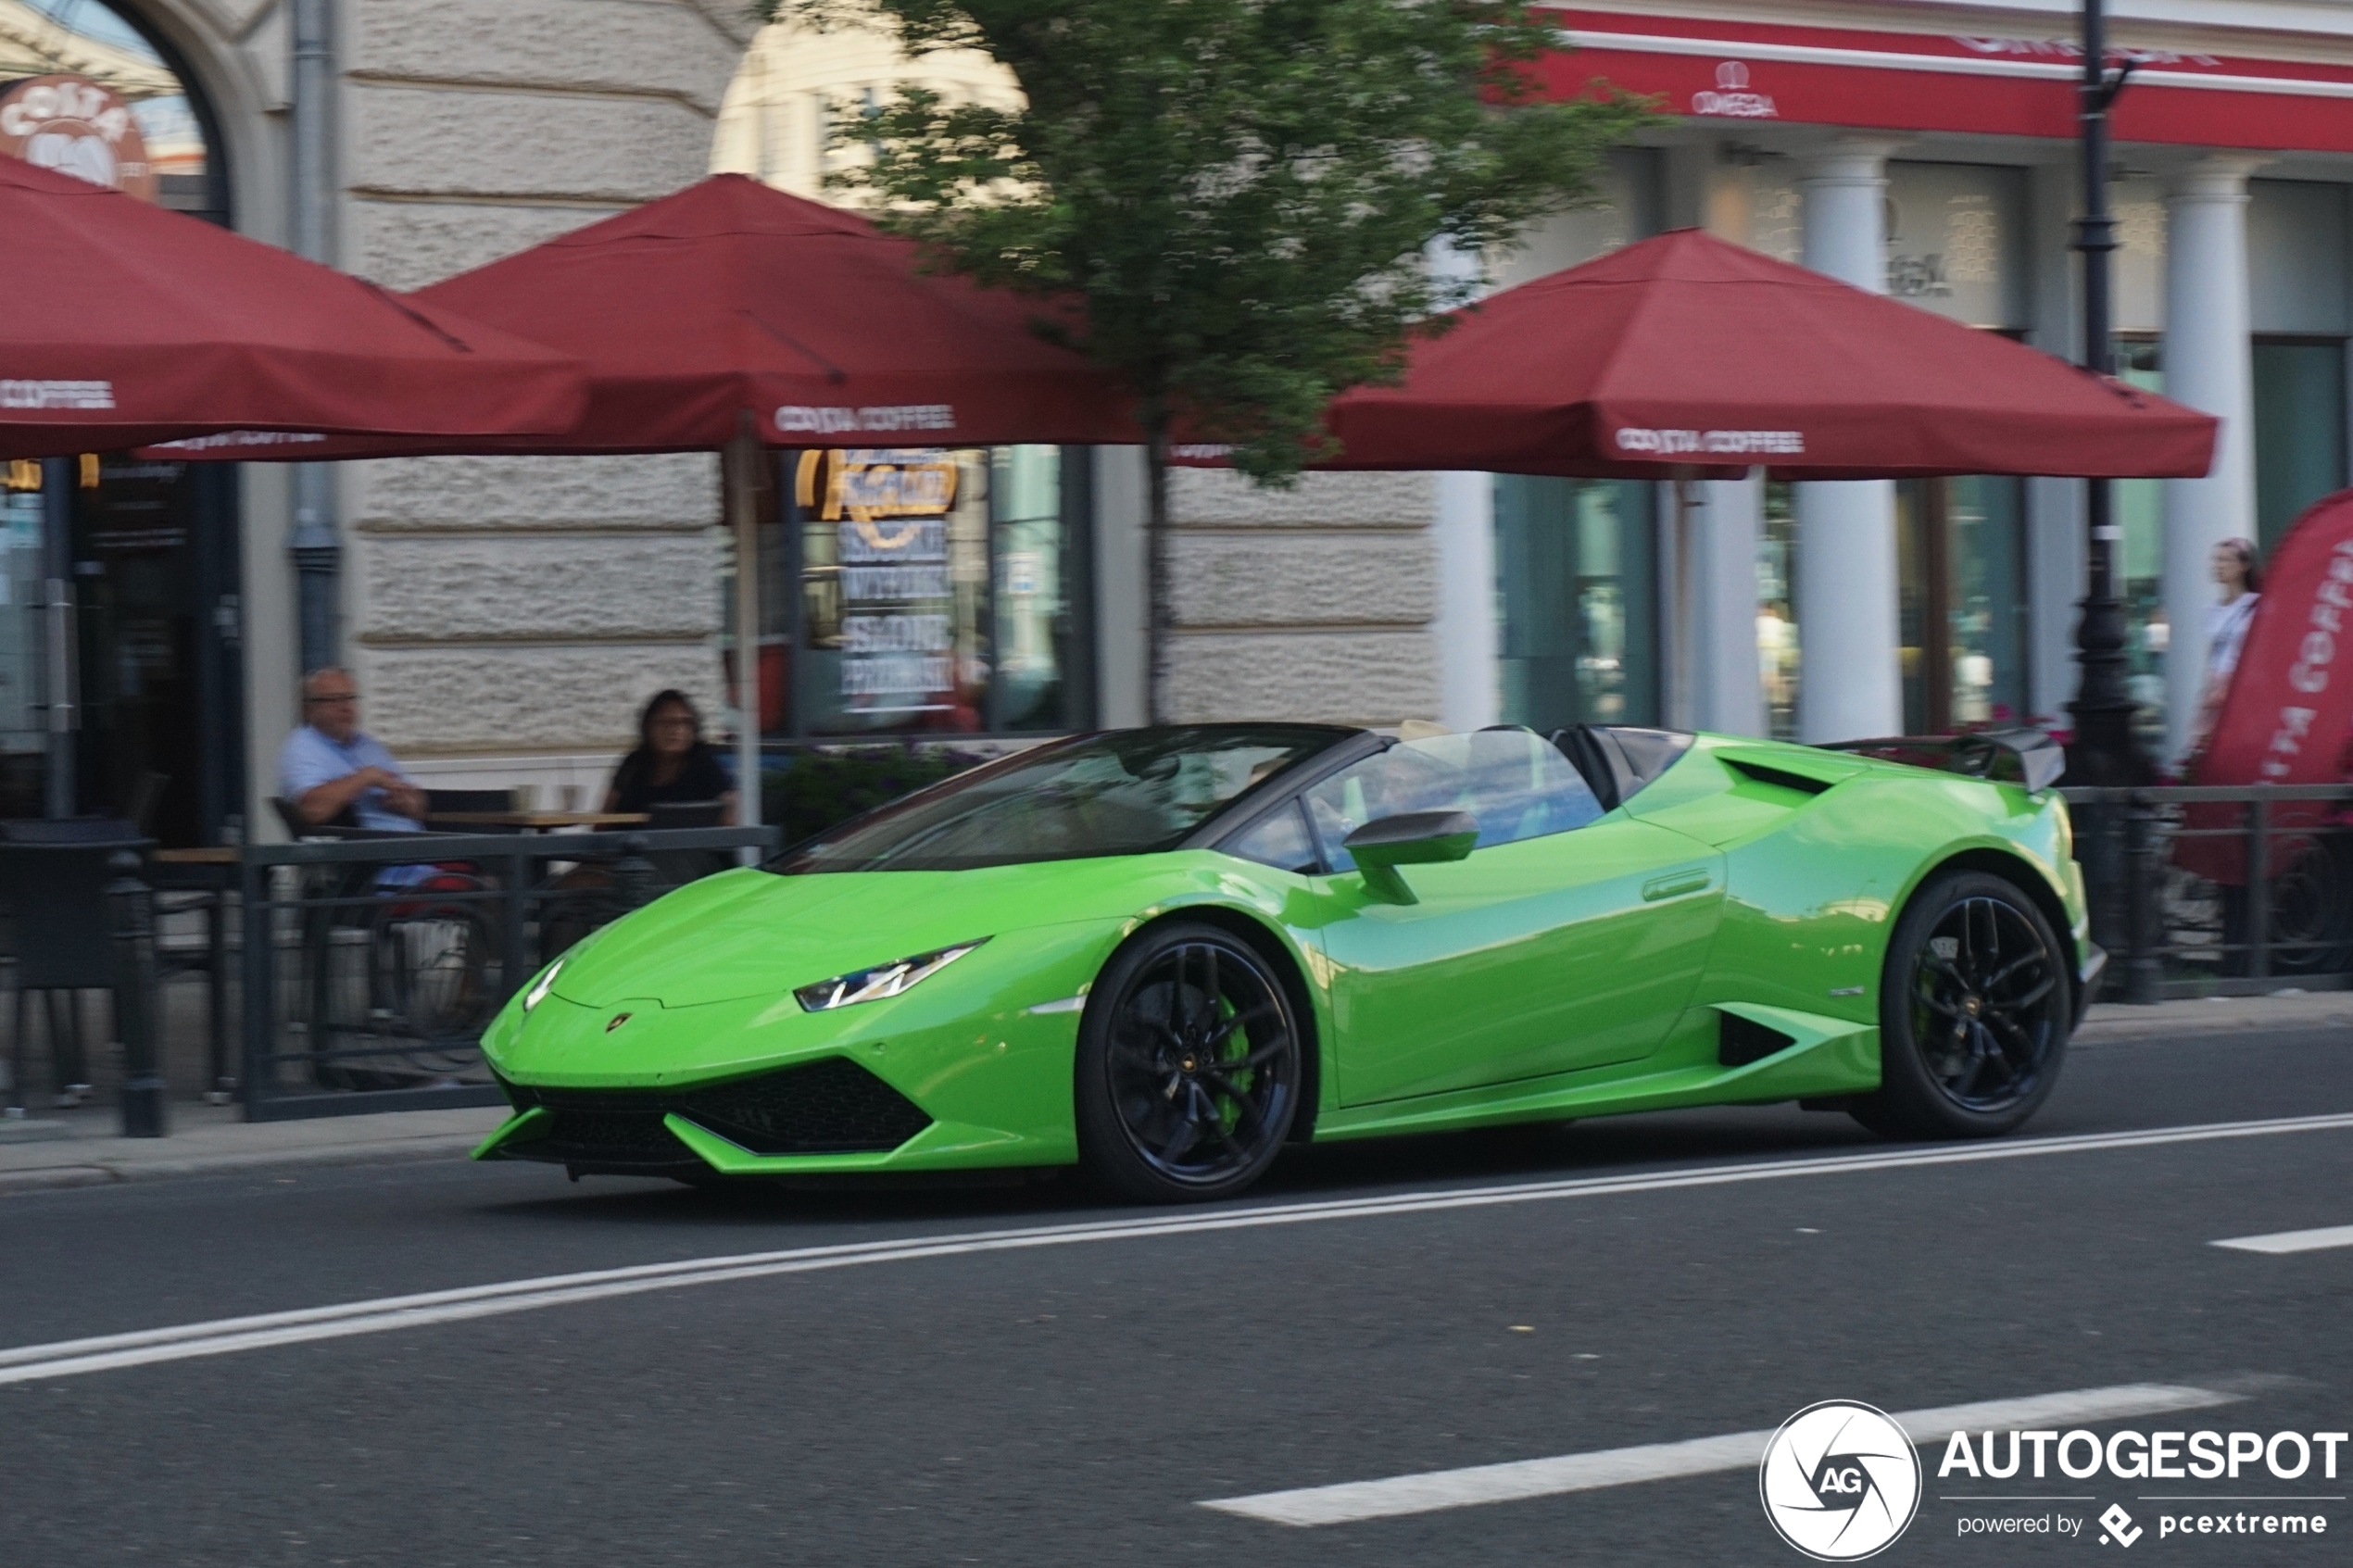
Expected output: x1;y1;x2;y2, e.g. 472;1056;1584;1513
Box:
0;155;587;459
159;175;1141;459
1246;229;2216;482
1540;6;2353;154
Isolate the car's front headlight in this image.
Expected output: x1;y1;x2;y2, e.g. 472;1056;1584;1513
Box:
522;960;562;1012
795;940;987;1012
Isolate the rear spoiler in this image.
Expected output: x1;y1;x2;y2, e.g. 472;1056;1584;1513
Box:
1817;728;2065;794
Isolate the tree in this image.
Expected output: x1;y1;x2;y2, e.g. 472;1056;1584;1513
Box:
775;0;1655;721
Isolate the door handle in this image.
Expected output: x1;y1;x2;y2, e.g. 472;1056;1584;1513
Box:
1642;869;1712;902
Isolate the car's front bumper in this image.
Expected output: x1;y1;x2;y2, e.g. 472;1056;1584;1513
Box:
474;918;1126;1177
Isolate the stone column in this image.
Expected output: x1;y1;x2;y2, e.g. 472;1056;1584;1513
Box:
1433;471;1500;731
1796;140;1905;742
2161;157;2263;762
1690;470;1768;736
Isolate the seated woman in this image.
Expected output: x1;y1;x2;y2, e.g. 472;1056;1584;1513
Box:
604;689;738;823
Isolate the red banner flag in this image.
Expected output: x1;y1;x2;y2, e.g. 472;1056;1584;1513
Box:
2178;489;2353;883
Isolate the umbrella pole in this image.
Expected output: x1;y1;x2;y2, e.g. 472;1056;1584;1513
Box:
1669;471;1695;732
726;426;764;837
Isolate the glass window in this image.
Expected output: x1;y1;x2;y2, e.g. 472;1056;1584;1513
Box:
1302;730;1604;871
2113;339;2169;754
1881;163;2029;331
1221;799;1318;875
0;470;45;819
777;725;1341;872
988;445;1072;732
1895;476;2028;733
2252;339;2347;553
1760;481;1799;741
0;2;219;218
1493;476;1656;731
773;444;1086;740
1947;475;2027;728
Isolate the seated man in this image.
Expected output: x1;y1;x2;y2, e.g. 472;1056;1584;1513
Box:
279;667;426;832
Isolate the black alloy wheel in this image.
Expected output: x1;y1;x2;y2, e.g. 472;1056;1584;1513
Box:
1852;871;2070;1140
1075;922;1302;1203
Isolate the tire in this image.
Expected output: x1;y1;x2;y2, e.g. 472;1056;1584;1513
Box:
1075;922;1303;1203
1850;871;2071;1141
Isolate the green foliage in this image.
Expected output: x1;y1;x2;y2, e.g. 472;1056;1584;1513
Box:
762;746;990;846
772;0;1655;483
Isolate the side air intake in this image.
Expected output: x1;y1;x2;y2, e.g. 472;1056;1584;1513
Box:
1720;758;1834;797
1718;1010;1798;1067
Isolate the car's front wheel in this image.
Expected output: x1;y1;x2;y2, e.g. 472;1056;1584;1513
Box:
1075;922;1302;1203
1851;871;2070;1140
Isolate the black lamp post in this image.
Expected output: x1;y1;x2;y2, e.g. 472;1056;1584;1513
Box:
2066;0;2153;785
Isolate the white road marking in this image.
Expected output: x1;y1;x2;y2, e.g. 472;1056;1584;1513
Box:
1201;1385;2242;1527
2213;1223;2353;1255
3;1110;2350;1386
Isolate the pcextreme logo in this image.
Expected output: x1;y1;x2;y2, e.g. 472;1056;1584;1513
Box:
1760;1401;1923;1561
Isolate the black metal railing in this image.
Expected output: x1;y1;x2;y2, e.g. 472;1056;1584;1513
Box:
2062;784;2353;1002
236;826;780;1121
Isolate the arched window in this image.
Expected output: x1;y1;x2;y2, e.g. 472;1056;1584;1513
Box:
0;0;224;220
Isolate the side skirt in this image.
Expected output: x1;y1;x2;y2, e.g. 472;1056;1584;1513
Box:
1309;1004;1880;1143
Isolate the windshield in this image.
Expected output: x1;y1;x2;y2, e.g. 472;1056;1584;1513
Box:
774;725;1352;872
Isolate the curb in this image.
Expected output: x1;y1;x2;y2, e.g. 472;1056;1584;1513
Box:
2075;998;2353;1045
0;1134;487;1196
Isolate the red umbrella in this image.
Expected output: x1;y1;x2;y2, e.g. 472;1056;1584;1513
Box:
0;155;586;459
1293;227;2216;481
170;174;1138;458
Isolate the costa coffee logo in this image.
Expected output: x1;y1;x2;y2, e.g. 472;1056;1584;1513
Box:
1692;59;1778;119
0;75;157;200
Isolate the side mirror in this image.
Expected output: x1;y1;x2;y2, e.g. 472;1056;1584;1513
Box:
1342;809;1477;905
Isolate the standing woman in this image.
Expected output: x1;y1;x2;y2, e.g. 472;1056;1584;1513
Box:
2192;537;2262;754
605;689;738;822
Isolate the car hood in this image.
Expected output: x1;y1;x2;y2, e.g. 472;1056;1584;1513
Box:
546;856;1243;1010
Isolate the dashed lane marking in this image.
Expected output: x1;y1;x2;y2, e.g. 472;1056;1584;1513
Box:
2213;1223;2353;1255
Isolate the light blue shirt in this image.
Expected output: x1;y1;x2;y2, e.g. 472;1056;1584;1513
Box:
278;726;421;834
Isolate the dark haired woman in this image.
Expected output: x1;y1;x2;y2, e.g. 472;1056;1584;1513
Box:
603;689;737;823
2192;537;2263;752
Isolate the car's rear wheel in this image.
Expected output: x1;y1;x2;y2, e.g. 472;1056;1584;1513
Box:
1076;922;1302;1203
1851;871;2070;1140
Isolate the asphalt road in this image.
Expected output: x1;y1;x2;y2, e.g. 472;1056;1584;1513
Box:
3;1027;2347;1568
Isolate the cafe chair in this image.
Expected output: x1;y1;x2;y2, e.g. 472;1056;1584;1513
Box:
271;797;357;838
0;828;155;1113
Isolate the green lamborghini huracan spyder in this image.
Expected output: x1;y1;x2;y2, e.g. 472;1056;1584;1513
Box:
476;722;2100;1202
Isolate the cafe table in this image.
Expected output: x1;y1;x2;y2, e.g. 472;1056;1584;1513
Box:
423;811;650;832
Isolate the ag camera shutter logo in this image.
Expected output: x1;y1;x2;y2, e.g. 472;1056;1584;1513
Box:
1760;1400;1922;1561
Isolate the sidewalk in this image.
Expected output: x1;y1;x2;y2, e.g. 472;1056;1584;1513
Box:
2075;988;2353;1042
0;993;2343;1197
0;1100;508;1195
